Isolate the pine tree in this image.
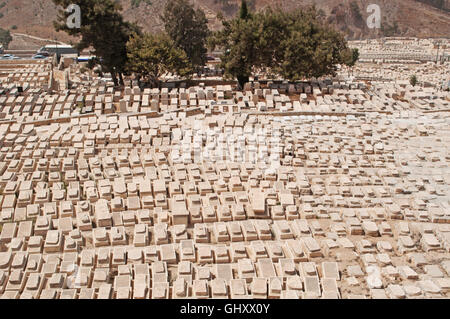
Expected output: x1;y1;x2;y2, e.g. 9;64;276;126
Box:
239;0;249;20
210;6;357;87
52;0;141;86
161;0;210;71
126;33;193;88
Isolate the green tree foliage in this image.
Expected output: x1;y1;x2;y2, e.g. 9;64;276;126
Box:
131;0;152;8
349;1;364;28
341;48;360;67
239;0;249;20
210;5;357;88
351;48;360;66
381;20;400;37
52;0;141;86
126;32;193;87
209;11;259;88
161;0;210;70
0;27;12;49
416;0;449;12
410;74;418;87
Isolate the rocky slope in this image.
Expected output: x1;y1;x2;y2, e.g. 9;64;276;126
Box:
0;0;448;47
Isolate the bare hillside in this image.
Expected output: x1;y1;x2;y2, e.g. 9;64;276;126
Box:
0;0;448;48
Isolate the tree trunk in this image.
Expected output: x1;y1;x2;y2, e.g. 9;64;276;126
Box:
237;74;249;90
119;73;124;86
137;75;142;89
149;76;160;89
111;69;118;86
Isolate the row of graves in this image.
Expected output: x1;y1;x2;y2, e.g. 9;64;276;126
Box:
0;39;448;299
0;101;448;298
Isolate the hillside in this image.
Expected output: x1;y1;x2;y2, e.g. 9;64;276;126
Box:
0;0;448;49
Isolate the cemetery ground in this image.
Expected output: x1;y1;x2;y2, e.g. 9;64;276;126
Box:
0;37;448;299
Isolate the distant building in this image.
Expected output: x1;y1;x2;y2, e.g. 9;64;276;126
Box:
38;44;79;57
